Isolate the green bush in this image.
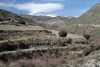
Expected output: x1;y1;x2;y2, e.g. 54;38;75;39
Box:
58;30;67;37
83;34;90;40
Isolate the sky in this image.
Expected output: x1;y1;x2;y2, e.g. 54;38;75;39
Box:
0;0;100;17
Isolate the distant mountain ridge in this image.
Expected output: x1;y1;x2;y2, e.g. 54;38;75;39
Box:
21;14;76;23
0;3;100;26
0;9;76;26
21;15;76;30
21;3;100;25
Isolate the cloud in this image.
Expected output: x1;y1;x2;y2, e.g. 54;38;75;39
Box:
46;14;56;17
15;3;64;15
0;3;64;15
34;13;57;17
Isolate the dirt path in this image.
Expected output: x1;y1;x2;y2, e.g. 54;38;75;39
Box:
0;25;44;30
0;25;84;39
50;29;84;39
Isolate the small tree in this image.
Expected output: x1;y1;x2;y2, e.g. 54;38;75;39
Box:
83;34;90;40
58;30;67;37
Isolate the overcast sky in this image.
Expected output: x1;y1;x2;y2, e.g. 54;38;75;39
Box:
0;0;100;17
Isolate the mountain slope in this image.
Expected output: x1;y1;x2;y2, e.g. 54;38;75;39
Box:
21;15;76;30
0;9;36;25
76;3;100;24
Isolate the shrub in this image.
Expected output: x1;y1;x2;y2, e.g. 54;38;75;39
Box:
0;30;4;33
66;38;72;44
58;30;67;37
39;23;45;28
83;34;90;40
20;21;25;25
0;37;3;41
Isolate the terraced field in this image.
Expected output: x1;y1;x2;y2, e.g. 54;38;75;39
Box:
0;25;93;67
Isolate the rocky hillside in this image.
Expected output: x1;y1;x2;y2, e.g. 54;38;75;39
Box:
21;15;76;29
76;3;100;24
0;9;76;28
0;9;37;25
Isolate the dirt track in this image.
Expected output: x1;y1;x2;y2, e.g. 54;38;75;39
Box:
0;25;84;39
